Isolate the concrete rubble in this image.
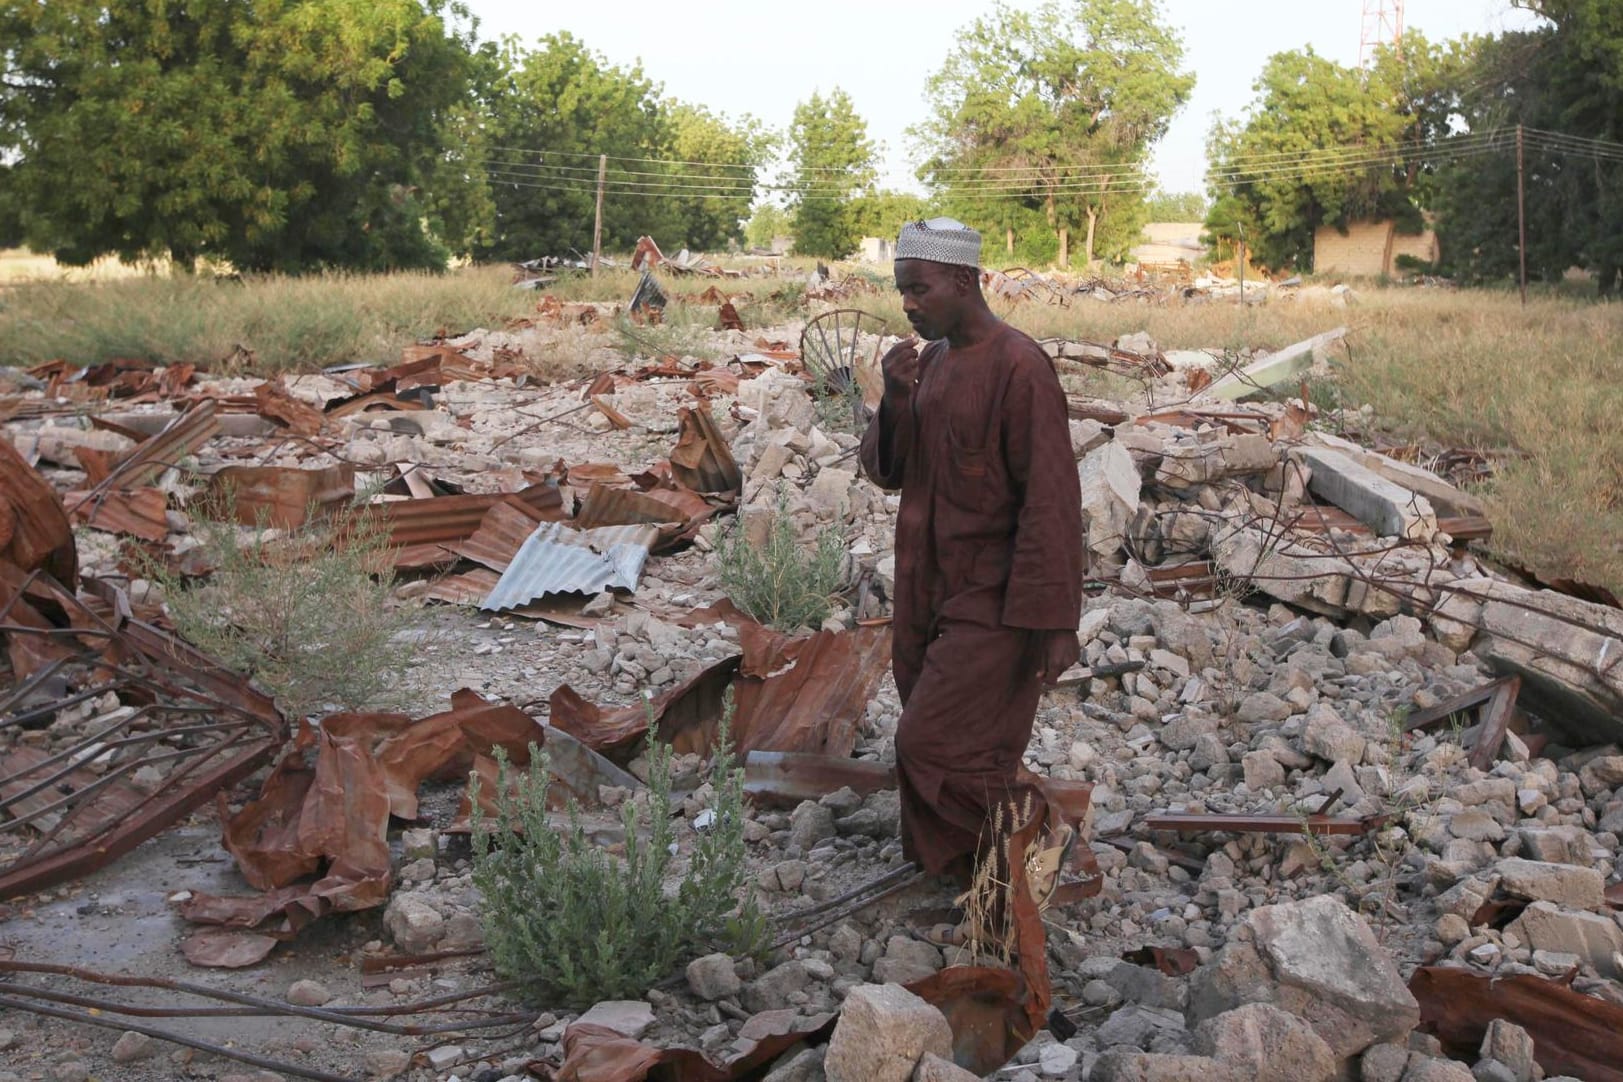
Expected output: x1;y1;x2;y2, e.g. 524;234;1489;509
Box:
2;287;1622;1082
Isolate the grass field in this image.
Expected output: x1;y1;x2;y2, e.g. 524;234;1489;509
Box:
2;262;1617;594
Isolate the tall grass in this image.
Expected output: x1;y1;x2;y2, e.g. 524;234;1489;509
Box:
0;266;534;371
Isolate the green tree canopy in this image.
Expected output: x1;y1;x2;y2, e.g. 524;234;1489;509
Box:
1434;1;1623;291
1204;34;1475;272
473;34;769;260
0;0;481;272
786;89;877;259
916;0;1194;267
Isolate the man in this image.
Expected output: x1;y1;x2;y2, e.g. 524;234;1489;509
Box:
860;218;1084;903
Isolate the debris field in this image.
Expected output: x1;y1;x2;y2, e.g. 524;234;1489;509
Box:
2;266;1622;1082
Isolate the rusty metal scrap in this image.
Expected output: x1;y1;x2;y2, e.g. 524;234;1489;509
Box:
669;404;742;496
364;482;564;551
206;464;356;530
480;522;660;611
0;437;78;586
65;485;170;542
0;570;286;899
1144;809;1388;836
1411;966;1623;1082
1403;675;1521;770
93;399;222;493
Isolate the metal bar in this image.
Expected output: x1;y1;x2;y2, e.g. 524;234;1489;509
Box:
774;863;920;929
0;992;358;1082
770;870;927;949
1144;812;1386;836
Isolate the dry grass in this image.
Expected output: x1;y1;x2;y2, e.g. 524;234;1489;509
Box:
0;265;533;372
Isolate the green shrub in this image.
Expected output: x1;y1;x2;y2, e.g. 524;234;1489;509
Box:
470;709;764;1006
150;504;411;720
717;486;847;632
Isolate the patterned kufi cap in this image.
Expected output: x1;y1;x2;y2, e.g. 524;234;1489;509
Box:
895;217;981;268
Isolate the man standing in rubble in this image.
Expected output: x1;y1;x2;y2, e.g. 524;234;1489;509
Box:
860;218;1084;920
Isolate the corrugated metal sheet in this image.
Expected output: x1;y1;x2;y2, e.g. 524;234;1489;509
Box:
365;483;563;550
449;499;548;572
481;522;658;612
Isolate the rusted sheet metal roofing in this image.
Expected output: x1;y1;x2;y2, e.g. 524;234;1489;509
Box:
207;464;355;530
101;399;222;490
0;572;285;899
480;522;659;611
365;483;563;549
449;499;548;572
67;486;170;542
0;437;78;586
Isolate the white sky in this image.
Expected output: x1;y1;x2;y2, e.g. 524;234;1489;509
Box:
465;0;1542;199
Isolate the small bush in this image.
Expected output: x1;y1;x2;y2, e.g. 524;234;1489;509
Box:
150;504;413;720
470;707;764;1006
718;486;846;632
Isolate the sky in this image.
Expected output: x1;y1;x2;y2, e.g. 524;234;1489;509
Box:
465;0;1543;199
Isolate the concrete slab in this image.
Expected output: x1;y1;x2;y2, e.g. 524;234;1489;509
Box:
1292;447;1439;542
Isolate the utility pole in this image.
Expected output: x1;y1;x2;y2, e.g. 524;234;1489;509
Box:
1516;125;1528;307
592;153;606;278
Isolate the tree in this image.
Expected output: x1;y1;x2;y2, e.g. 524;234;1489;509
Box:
1435;2;1623;291
848;189;930;241
744;203;790;251
1204;35;1475;272
473;35;769;259
1144;191;1207;221
916;0;1194;267
787;89;877;260
0;0;482;272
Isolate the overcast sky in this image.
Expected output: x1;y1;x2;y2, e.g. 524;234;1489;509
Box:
465;0;1542;199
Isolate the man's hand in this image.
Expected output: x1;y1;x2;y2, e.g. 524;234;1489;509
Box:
1035;630;1081;686
880;337;920;401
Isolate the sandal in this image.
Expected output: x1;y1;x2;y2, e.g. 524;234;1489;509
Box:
1024;823;1077;912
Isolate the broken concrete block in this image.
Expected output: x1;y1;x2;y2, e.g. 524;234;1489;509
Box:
1292;447;1439;542
1079;441;1141;558
1505;901;1623;978
823;983;953;1082
1090;1050;1245;1082
1190;895;1419;1064
575;1000;656;1039
382;892;444;954
1305;431;1486;519
808;467;856;519
1192;1003;1337;1082
1448;578;1623;746
1205;326;1348;401
1493;858;1606;911
1212;524;1352;618
912;1052;979;1082
686;953;742;1001
1478;1019;1538;1082
1156;434;1277;489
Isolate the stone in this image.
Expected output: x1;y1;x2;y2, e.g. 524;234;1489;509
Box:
112;1031;157;1063
1193;1003;1337;1082
1401;1056;1475;1082
1237;693;1293;724
47;1064;88;1082
1189;895;1420;1062
1531;949;1581;976
1478;1019;1538;1082
1161;712;1218;752
687;953;743;1001
1505;901;1623;978
1039;1042;1080;1077
809;467;857;518
762;1047;826;1082
1243;751;1287;790
743;961;814;1013
1302;705;1366;764
1434;914;1471;946
1473;1062;1519;1082
286;979;331;1007
1293;447;1439;542
1078;441;1142;559
823;983;953;1082
1449;811;1505;843
575;1000;655;1040
363;1049;412;1079
383;893;444;953
874;935;945;985
790;801;838;850
913;1051;980;1081
1090;1050;1243;1082
400;827;438;861
1494;859;1605;910
1361;1043;1411;1082
425;1045;464;1071
1097;1005;1187;1049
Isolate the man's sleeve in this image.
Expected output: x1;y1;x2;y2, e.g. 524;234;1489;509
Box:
859;390;913;490
1001;346;1083;630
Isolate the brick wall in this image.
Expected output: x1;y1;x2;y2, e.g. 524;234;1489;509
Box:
1314;220;1439;276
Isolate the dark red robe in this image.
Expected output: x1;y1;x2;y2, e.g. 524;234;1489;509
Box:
860;323;1084;876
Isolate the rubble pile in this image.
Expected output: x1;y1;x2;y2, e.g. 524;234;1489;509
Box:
2;297;1622;1082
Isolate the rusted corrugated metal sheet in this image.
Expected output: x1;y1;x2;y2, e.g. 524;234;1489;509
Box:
67;486;170;541
0;437;78;586
207;464;355;530
364;483;563;550
669;405;741;495
480;523;659;611
98;400;222;491
449;499;549;572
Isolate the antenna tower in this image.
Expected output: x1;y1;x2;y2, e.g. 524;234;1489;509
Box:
1359;0;1405;66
